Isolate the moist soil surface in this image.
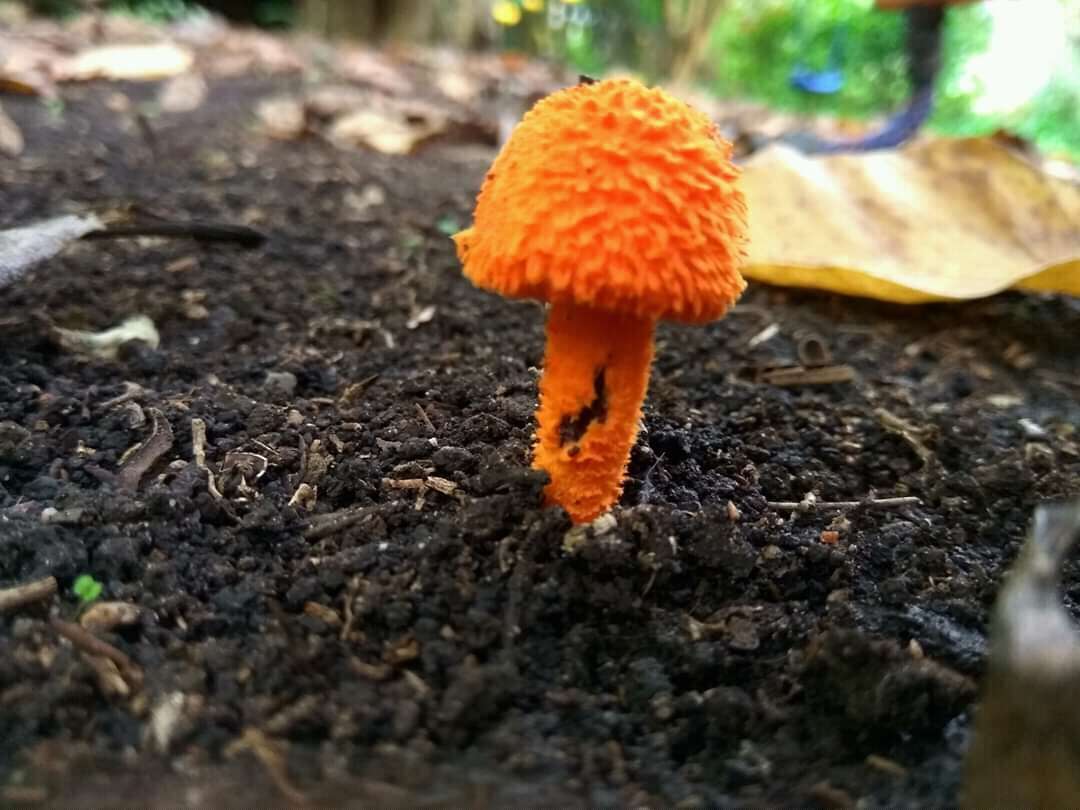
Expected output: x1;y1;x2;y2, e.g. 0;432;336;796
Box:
2;72;1080;808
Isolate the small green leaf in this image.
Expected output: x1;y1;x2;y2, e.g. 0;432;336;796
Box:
436;215;461;237
72;574;103;604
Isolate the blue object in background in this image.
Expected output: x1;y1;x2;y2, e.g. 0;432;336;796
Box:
789;18;848;95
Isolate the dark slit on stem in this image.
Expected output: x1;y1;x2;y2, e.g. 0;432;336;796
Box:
559;368;608;447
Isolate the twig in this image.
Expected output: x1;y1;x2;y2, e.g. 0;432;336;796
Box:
84;212;265;248
414;402;436;434
1037;369;1080;391
97;381;146;412
746;322;779;348
116;407;173;491
340;576;360;642
50;616;135;669
758;364;855;386
339;374;380;407
133;109;158;158
766;495;921;512
191;417;229;506
304;505;375;540
0;575;57;613
225;729;307;806
49;616;143;690
875;407;935;466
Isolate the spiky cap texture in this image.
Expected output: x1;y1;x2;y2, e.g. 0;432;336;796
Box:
454;77;748;323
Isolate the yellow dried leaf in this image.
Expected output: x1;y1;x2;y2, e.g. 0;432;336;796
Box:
328;105;446;155
58;43;194;82
0;101;23;157
741;138;1080;302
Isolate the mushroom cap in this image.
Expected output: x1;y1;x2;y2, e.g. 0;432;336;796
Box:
454;77;748;324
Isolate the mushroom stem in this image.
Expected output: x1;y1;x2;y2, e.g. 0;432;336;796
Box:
533;301;655;523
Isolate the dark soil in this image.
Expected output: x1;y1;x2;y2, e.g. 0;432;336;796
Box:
2;72;1080;808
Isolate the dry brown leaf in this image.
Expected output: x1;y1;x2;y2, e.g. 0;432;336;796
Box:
0;34;60;96
199;29;304;77
304;84;370;119
336;47;412;95
328;103;446;155
256;96;307;140
64;12;159;44
54;315;159;360
158;72;207;113
741;137;1080;302
436;71;480;104
57;42;194;82
0;102;23;157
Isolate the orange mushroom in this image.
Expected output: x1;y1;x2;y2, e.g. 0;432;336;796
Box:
454;77;747;523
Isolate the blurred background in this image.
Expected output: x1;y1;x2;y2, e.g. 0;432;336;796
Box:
9;0;1080;158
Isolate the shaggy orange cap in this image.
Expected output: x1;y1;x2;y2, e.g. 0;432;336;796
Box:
454;77;748;323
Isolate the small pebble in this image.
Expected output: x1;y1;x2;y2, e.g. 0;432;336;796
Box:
1018;418;1048;441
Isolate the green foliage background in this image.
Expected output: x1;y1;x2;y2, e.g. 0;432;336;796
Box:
709;0;911;117
707;0;1078;157
25;0;293;25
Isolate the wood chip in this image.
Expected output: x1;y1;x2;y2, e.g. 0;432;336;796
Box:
0;786;48;804
288;482;318;511
339;374;379;406
383;477;425;491
225;728;307;805
0;100;23;157
807;780;855;809
756;364;855;386
303;505;375;540
415;401;436;433
117;407;173;491
81;652;131;697
303;601;341;626
866;753;908;778
0;575;56;613
767;494;920;512
191;417;228;504
79;601;142;633
158;72;207;113
257;96;307;140
746;322;779;348
383;635;420;665
350;657;393;681
425;476;458;496
875;407;935;466
50;616;142;692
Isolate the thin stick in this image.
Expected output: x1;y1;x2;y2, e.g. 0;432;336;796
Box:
49;616;143;688
226;729;307;806
116;407;173;491
758;364;855;386
0;576;57;613
304;505;376;540
414;402;436;434
766;496;921;511
875;407;934;466
84;221;265;248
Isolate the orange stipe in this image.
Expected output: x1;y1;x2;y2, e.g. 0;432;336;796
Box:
455;77;748;523
534;302;654;523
